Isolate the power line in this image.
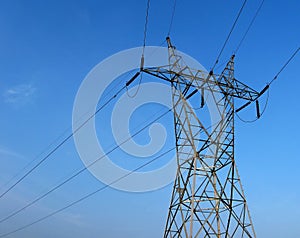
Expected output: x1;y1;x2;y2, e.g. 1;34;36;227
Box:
0;68;134;195
130;0;151;98
234;0;265;54
0;70;235;232
0;107;173;224
212;0;248;71
1;75;213;224
167;0;177;36
0;147;174;238
142;0;151;55
269;46;300;85
0;100;221;231
0;82;129;200
0;127;69;192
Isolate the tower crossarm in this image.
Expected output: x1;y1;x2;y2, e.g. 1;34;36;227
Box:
142;66;262;102
217;75;261;101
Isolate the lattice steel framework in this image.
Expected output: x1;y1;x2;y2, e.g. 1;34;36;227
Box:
142;37;263;237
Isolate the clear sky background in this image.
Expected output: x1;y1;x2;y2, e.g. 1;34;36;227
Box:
0;0;299;237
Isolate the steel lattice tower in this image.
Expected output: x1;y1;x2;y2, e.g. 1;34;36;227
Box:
142;37;262;237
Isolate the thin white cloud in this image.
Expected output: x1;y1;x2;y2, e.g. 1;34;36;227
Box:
0;146;24;159
57;211;88;227
3;83;36;104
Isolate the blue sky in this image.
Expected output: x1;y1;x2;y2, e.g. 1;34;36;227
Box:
0;0;299;237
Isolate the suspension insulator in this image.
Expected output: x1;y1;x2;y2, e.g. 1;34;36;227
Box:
256;100;261;118
235;101;251;113
185;89;197;100
201;88;205;108
259;84;269;96
185;89;198;100
126;72;140;87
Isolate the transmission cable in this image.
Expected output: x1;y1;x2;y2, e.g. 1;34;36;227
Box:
142;0;151;56
0;79;132;200
212;0;247;71
0;100;221;230
127;0;151;98
0;77;213;224
167;0;177;36
0;69;133;195
0;128;69;192
268;46;300;86
234;0;265;54
0;147;174;238
0;0;164;206
0;106;173;224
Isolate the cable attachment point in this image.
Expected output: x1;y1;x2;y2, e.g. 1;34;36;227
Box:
166;36;174;49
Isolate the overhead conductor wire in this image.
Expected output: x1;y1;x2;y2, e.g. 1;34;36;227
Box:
0;68;134;195
234;0;265;54
0;0;168;230
0;0;154;198
0;106;173;225
214;0;264;71
268;47;299;86
0;84;129;200
0;147;174;238
211;0;248;71
126;0;151;98
0;106;223;236
167;0;177;36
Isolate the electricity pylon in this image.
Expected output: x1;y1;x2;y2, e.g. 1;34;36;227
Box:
142;37;266;237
